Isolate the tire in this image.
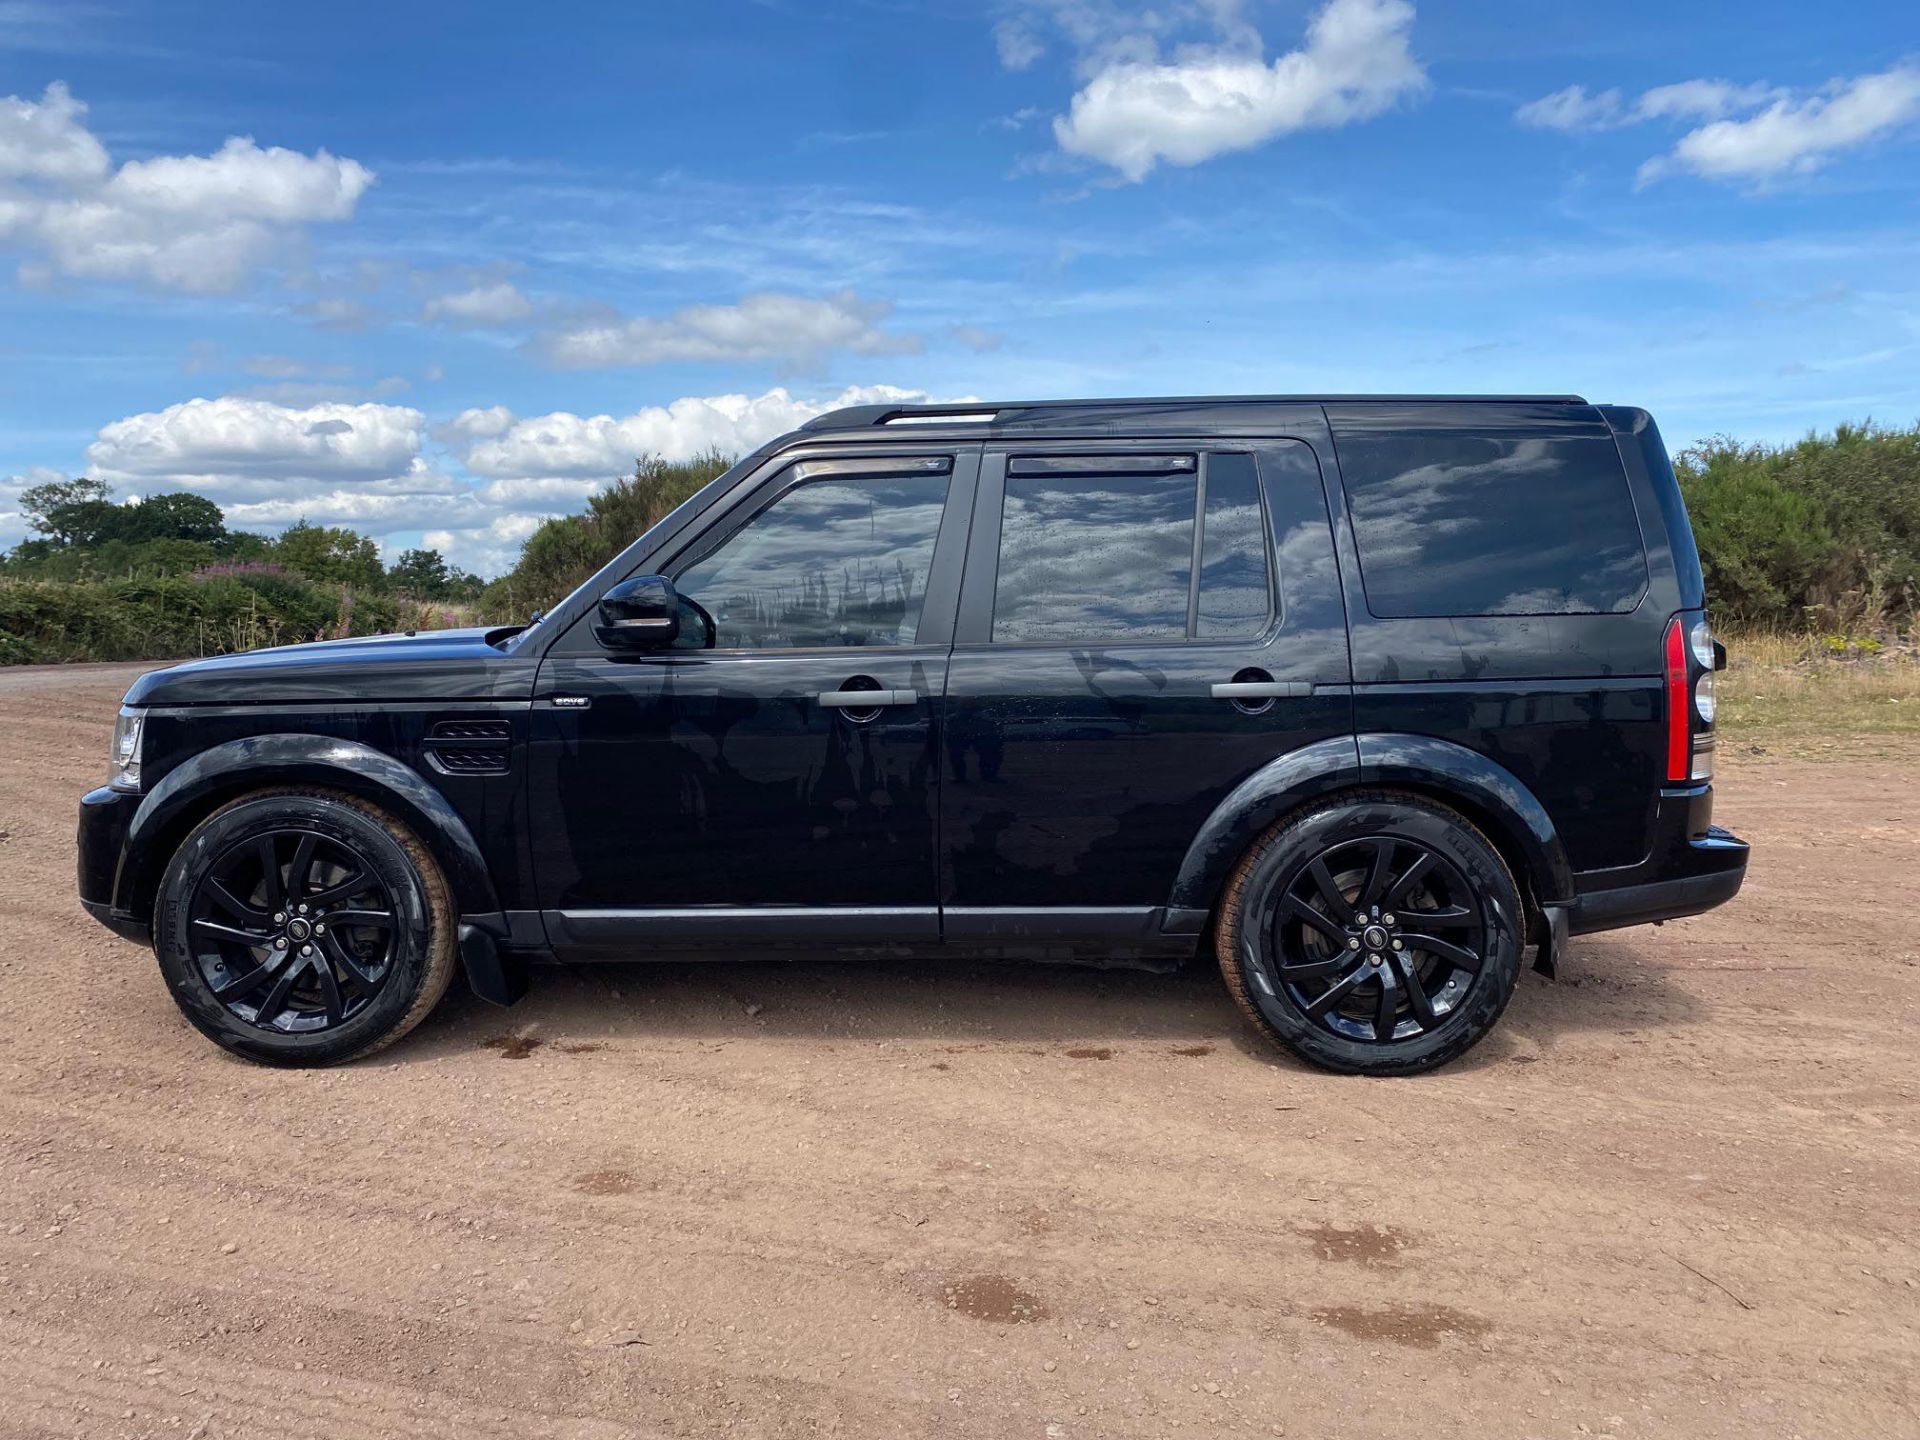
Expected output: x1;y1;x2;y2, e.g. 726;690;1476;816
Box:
1215;790;1523;1075
153;787;458;1066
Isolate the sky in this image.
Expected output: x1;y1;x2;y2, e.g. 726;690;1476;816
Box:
1;0;1916;576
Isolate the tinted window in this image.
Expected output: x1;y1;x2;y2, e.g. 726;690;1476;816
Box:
1196;453;1270;637
993;469;1195;642
673;472;949;648
1338;432;1648;617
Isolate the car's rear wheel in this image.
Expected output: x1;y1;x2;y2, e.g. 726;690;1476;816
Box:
1215;791;1523;1075
153;788;457;1066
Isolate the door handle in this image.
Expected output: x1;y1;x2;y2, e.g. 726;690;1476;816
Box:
1211;680;1312;700
817;688;919;708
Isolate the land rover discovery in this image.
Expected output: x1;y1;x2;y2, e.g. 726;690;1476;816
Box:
77;395;1748;1074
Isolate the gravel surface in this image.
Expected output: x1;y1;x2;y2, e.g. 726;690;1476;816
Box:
2;663;1916;1439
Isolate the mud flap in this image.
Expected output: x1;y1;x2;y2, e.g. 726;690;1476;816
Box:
459;921;528;1007
1534;904;1570;979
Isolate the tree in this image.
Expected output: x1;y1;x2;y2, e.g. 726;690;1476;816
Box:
481;450;734;619
388;547;482;601
127;492;228;545
274;521;384;588
19;477;112;543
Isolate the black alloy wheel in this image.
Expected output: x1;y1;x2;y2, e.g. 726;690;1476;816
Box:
154;789;458;1065
1216;792;1523;1075
187;828;398;1034
1269;835;1487;1045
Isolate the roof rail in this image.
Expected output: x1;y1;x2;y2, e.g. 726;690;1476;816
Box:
799;394;1589;432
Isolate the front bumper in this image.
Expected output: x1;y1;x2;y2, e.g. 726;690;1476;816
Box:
77;786;150;945
1566;781;1748;935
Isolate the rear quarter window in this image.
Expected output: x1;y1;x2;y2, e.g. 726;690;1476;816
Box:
1335;430;1649;618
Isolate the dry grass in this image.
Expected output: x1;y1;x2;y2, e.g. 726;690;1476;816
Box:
1717;629;1920;746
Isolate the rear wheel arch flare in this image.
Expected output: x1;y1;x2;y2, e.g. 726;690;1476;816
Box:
1170;735;1569;929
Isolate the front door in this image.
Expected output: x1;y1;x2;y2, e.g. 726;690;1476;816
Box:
529;447;978;955
939;437;1353;940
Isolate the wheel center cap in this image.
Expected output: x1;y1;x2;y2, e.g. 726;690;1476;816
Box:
286;917;312;941
1361;924;1389;951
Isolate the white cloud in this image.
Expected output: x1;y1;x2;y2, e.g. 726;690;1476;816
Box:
536;290;920;369
0;82;372;292
1515;84;1627;133
0;80;107;183
105;136;370;222
1635;79;1779;123
220;477;488;537
1516;80;1777;134
995;19;1045;71
1644;66;1920;185
422;513;549;582
423;279;533;328
0;463;70;546
86;396;426;501
432;405;515;447
1517;65;1920;188
458;385;937;480
1050;0;1427;182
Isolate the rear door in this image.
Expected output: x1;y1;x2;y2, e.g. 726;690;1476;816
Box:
939;437;1353;940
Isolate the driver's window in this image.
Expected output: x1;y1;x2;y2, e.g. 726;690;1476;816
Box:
671;471;951;649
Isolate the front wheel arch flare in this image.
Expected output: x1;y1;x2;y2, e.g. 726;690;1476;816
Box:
121;735;501;927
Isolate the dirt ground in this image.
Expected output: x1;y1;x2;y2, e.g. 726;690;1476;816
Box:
2;663;1916;1440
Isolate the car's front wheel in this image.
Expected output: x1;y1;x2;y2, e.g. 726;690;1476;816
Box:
1215;791;1523;1075
153;788;458;1065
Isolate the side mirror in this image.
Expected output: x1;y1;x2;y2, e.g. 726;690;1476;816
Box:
595;575;681;649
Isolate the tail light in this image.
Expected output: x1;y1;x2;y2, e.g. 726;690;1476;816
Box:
1664;615;1716;783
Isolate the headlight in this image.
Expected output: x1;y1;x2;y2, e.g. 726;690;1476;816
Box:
109;706;144;792
1689;620;1715;672
1694;671;1716;725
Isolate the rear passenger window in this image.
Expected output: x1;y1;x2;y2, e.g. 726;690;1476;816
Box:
990;453;1274;643
994;464;1195;642
1337;431;1648;617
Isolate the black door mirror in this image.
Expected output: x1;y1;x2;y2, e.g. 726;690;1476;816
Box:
596;575;682;649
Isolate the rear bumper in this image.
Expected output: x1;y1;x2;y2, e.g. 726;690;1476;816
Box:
77;786;150;946
1567;780;1748;936
1568;827;1747;933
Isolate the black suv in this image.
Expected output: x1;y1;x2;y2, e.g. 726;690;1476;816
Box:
77;395;1747;1074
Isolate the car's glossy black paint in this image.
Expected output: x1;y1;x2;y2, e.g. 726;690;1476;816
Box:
78;394;1748;1000
122;627;538;707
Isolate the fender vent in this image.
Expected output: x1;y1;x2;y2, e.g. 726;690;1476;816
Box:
424;717;511;778
430;719;510;740
429;746;509;776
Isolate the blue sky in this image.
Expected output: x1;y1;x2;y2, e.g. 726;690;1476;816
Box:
2;0;1916;574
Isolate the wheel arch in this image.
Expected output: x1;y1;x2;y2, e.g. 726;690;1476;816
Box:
1168;732;1572;929
118;734;503;928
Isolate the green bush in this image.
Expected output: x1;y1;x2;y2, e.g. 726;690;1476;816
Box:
0;572;403;665
1676;420;1920;631
1674;438;1837;627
